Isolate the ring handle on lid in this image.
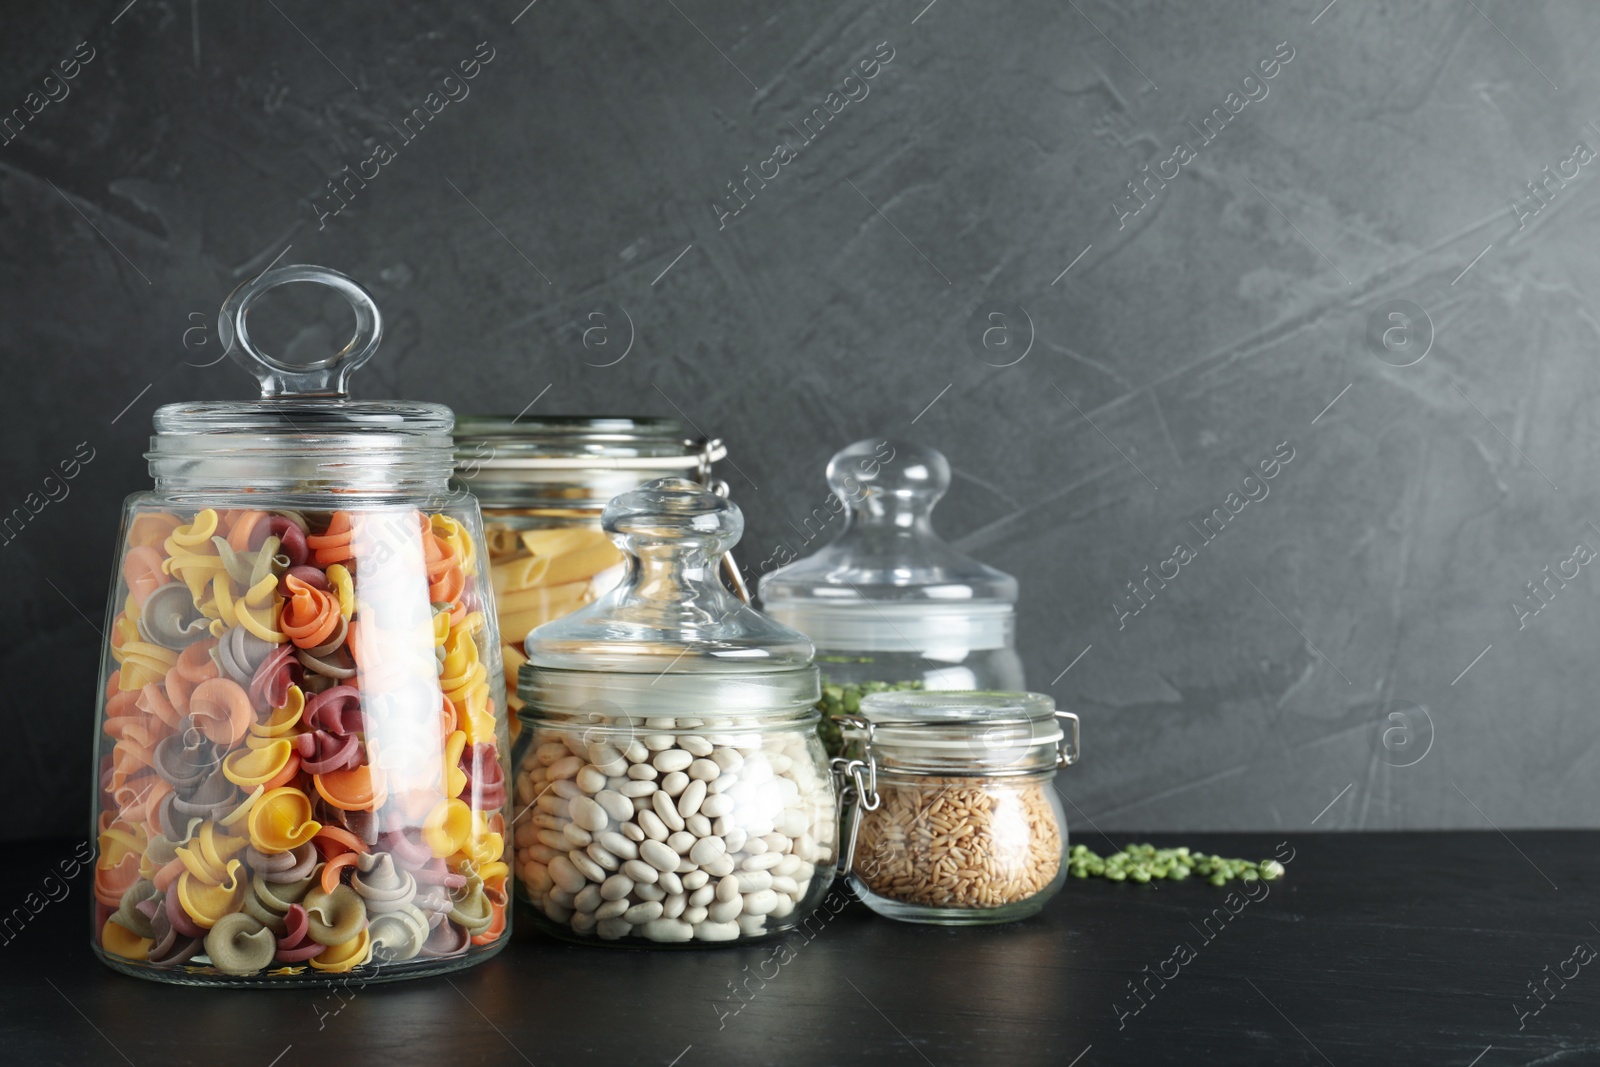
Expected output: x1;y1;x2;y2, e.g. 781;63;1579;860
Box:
218;264;384;398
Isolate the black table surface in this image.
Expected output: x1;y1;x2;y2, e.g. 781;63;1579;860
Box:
5;831;1595;1066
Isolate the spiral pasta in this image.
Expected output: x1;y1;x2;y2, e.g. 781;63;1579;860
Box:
95;507;509;979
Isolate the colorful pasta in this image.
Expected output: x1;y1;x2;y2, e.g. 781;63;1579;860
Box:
94;507;510;980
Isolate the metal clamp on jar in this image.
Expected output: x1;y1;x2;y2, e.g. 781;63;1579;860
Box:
833;691;1079;925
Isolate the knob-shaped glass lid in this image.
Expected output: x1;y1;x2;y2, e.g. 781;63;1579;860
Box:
759;440;1018;651
525;477;813;673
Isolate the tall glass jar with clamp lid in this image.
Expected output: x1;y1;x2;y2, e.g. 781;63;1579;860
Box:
834;691;1078;924
513;478;837;946
90;266;511;985
452;418;745;730
759;439;1024;754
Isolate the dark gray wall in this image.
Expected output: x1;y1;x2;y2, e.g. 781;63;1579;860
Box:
3;0;1594;839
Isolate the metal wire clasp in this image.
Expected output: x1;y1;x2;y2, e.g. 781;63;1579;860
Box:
694;438;750;604
1056;709;1081;768
830;714;879;877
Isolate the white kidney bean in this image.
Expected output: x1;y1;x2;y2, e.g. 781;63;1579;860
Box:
588;744;627;776
660;771;689;797
638;810;669;841
622;859;659;884
690;837;726;867
743;890;778;916
652;791;686;832
548;855;586;894
596;917;630;940
734;870;772;893
568;796;608;833
677;779;707;818
587;844;621;872
595;791;634;823
707;898;742;923
600;873;634;900
569;851;607;883
549;755;583;780
652;749;693;774
640;839;679;872
642;918;694;942
624;900;664;924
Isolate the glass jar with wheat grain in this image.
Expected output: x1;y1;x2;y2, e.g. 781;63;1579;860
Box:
833;691;1079;925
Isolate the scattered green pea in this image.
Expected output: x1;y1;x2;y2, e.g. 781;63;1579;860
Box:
1066;844;1287;888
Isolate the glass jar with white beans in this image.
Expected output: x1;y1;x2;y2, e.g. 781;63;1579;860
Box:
511;477;837;946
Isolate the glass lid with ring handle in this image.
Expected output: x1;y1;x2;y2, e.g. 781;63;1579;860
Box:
150;264;452;437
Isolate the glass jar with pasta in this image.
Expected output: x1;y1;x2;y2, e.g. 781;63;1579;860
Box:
452;417;743;735
92;266;511;986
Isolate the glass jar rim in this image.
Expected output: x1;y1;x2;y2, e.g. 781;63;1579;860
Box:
453;415;717;467
841;691;1078;776
519;664;821;721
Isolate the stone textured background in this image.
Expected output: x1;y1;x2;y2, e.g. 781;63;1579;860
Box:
3;0;1595;839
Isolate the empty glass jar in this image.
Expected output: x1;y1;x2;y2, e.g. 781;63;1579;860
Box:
759;439;1025;754
512;478;836;945
836;691;1078;924
91;265;511;985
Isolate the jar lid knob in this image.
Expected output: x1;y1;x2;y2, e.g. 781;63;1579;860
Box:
603;476;743;557
217;264;384;399
826;438;947;526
